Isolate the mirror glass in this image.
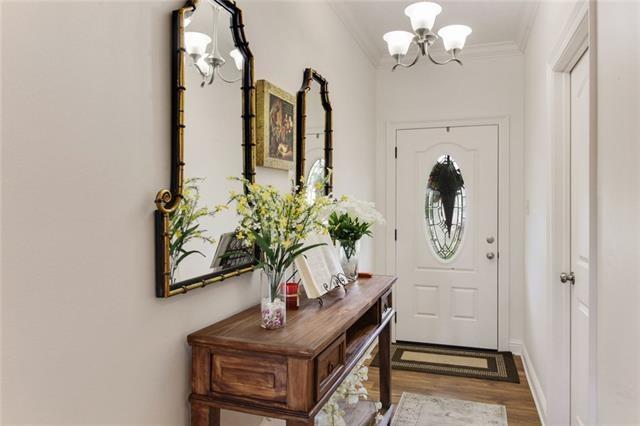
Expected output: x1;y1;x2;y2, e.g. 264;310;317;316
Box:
170;3;251;286
425;154;466;261
304;82;326;202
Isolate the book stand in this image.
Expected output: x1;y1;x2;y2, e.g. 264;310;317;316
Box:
317;272;351;307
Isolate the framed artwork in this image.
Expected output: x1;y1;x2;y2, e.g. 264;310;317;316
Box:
256;80;296;171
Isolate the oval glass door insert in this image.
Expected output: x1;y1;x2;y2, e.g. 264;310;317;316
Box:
425;154;466;261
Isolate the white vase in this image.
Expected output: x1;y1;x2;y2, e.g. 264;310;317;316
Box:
338;240;360;281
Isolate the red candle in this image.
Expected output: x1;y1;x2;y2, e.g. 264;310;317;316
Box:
286;282;299;310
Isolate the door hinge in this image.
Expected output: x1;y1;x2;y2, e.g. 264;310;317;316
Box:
394;229;397;241
394;146;398;159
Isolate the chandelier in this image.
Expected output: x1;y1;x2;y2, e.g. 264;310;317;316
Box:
183;0;243;87
383;2;472;71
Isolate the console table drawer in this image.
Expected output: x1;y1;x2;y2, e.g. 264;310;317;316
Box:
316;334;346;398
211;351;288;403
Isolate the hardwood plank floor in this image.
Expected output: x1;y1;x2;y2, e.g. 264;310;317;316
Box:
365;355;540;425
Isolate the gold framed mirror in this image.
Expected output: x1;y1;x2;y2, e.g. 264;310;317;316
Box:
295;68;333;200
154;0;256;298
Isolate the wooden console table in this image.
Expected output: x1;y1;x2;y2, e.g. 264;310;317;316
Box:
188;275;397;425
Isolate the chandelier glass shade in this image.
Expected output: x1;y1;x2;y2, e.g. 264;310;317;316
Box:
184;0;243;87
383;1;472;71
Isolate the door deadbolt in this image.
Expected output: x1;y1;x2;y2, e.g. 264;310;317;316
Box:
486;236;495;244
560;272;575;285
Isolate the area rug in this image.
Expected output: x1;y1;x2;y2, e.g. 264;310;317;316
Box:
371;342;520;383
391;393;508;426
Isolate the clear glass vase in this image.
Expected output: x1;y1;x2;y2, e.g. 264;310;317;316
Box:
260;267;286;330
338;239;360;281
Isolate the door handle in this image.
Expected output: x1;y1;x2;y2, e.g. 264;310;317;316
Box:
560;272;575;285
486;252;495;260
486;236;495;244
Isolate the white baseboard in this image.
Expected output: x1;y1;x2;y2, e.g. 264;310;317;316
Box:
508;339;523;355
520;343;547;425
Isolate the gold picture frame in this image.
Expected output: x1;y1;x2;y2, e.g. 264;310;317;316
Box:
256;80;296;171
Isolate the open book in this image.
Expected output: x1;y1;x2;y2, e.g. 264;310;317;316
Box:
294;233;348;299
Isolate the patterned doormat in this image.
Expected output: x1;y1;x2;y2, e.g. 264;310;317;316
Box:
391;393;508;426
371;342;520;383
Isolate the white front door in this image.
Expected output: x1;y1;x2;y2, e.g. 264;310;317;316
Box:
569;49;590;426
395;125;499;349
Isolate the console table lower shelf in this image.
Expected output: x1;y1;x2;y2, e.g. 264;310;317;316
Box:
187;275;397;425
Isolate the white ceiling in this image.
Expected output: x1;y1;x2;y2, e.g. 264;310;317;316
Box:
329;0;538;66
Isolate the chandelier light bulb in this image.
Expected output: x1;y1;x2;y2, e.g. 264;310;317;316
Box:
184;32;212;57
404;2;442;32
438;25;472;51
383;31;415;56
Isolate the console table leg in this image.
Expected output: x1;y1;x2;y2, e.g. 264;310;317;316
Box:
190;403;220;426
379;320;392;410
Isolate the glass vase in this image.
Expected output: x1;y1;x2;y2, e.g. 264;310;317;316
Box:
338;239;360;281
260;268;286;330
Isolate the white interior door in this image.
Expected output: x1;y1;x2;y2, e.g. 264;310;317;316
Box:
395;125;499;349
570;50;590;426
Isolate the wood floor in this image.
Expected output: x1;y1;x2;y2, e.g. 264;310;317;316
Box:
365;355;541;425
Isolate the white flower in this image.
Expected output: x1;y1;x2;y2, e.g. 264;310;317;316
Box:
323;196;386;225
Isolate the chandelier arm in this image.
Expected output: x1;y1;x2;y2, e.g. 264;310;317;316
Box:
205;67;215;86
426;50;462;66
193;59;209;79
192;59;213;87
392;50;421;71
215;67;242;84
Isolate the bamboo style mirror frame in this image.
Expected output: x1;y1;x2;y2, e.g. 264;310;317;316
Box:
295;68;333;198
154;0;256;298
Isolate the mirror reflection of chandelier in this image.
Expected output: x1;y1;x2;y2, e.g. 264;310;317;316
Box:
183;0;243;87
383;1;472;71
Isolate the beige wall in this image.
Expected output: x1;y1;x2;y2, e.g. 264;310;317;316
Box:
523;1;640;424
0;1;375;424
521;2;578;422
594;1;640;423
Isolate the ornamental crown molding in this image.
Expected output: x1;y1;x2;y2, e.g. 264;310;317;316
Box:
328;1;381;67
328;0;535;68
377;41;522;69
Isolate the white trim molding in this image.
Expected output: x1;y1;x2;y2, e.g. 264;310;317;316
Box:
384;116;511;352
516;1;540;52
327;1;380;67
546;2;594;425
328;2;529;68
521;343;548;425
378;41;522;69
509;339;523;356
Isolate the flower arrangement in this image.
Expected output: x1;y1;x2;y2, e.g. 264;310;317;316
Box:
228;178;331;329
316;355;383;426
427;155;464;235
325;196;385;279
169;177;219;284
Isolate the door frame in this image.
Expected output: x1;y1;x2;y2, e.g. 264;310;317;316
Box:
384;116;511;351
547;2;597;424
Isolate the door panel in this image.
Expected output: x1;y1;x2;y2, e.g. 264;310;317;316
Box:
570;50;590;426
396;125;498;349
